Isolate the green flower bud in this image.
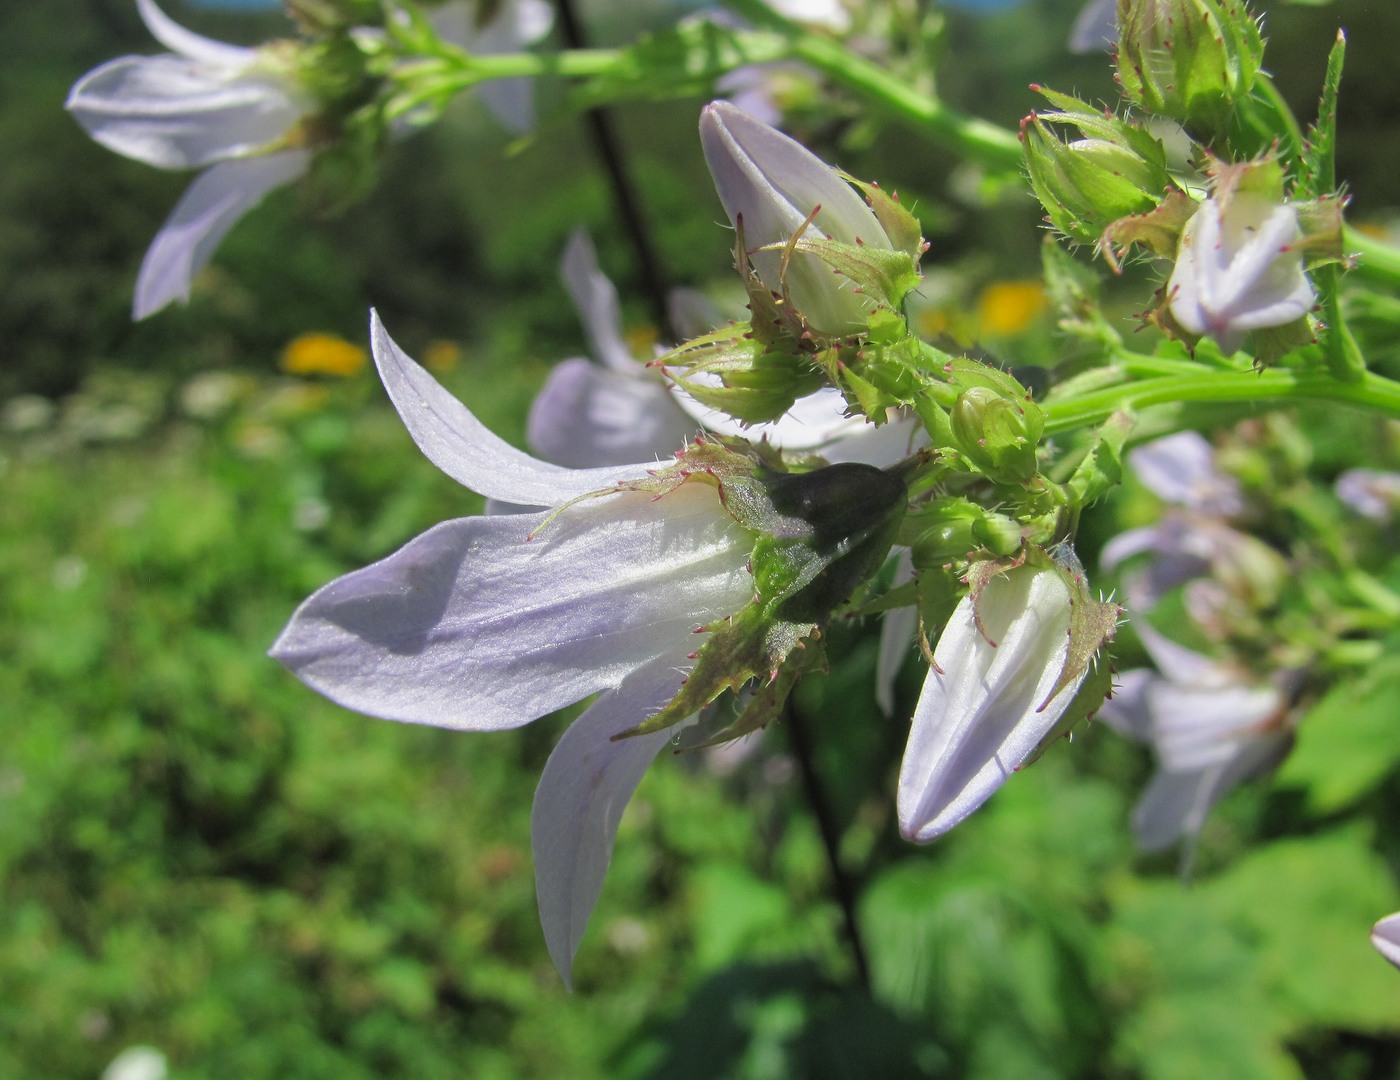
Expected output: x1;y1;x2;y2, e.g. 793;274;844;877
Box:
1115;0;1264;138
1021;87;1173;245
948;377;1045;487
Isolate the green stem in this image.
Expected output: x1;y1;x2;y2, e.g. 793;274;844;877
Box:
719;0;1023;172
1043;367;1400;436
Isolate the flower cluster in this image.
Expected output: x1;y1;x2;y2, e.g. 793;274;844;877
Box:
270;103;1123;981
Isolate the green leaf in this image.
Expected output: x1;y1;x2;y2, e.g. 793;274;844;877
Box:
1275;652;1400;814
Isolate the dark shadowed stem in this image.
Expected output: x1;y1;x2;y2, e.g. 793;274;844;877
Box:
553;0;676;341
783;699;872;991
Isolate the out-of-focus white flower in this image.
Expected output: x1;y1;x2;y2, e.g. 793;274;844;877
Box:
273;313;757;986
428;0;554;133
1100;624;1293;858
1068;0;1116;53
1336;468;1400;522
102;1047;167;1080
898;564;1088;842
66;0;313;318
1371;913;1400;970
699;101;902;336
1168;193;1316;353
768;0;850;29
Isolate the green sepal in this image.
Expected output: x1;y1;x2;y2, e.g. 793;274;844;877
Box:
841;175;927;262
656;325;827;425
1115;0;1264;140
1022;90;1172;245
1100;188;1198;271
943;360;1045;486
616;460;909;740
1297;31;1346;202
1063;410;1134;508
1041;236;1121;361
779;236;923;316
1021;652;1116;767
678;630;830;751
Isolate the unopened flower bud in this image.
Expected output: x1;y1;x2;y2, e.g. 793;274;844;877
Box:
1022;91;1172;245
898;560;1117;841
950;385;1044;486
699;101;923;338
1116;0;1264;137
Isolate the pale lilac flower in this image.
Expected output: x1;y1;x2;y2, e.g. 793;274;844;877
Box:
1371;913;1400;970
1100;624;1293;858
427;0;554;134
898;564;1088;842
1102;430;1267;610
66;0;313;318
1168;193;1316;353
1336;468;1400;522
699;101;899;336
272;313;756;985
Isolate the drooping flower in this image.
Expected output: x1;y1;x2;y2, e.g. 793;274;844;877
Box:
272;313;757;984
1371;913;1400;970
698;101;920;337
1099;623;1294;860
273;311;914;983
1167;192;1316;353
66;0;314;319
898;561;1114;842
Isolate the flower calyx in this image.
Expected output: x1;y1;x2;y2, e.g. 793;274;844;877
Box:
1022;87;1175;246
1114;0;1265;140
611;441;910;742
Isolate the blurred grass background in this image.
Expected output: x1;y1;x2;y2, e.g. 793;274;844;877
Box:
5;1;1400;1077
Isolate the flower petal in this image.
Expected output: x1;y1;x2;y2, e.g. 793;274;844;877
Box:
875;548;916;715
699;101;890;333
371;313;675;505
67;55;302;170
1068;0;1117;53
1097;667;1156;742
269;481;754;730
134;149;309;319
532;651;694;987
1127;430;1241;513
136;0;256;67
898;566;1081;842
1371;913;1400;970
526;357;696;468
559;230;637;372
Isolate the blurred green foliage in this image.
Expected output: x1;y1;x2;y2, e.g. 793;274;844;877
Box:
6;0;1400;1077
